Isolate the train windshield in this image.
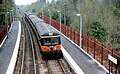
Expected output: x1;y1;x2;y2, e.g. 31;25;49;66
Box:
41;37;60;46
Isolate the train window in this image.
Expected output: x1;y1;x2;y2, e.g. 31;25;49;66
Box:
41;37;60;46
51;37;60;45
42;38;51;45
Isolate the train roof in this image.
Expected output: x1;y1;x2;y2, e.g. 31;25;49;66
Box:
28;14;60;36
29;14;44;23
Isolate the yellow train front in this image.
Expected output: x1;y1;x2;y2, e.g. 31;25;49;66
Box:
40;32;63;59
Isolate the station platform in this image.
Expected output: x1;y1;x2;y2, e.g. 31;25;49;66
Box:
61;35;107;74
0;21;21;74
34;17;108;74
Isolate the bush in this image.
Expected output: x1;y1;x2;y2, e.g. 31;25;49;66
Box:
112;7;120;17
89;21;107;43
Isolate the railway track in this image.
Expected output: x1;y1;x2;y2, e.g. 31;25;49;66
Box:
46;59;72;74
14;19;25;74
14;15;75;74
23;18;36;74
14;18;36;74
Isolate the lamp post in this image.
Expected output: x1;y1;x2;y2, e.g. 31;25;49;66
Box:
6;12;9;25
57;10;61;32
6;12;9;38
64;2;66;25
10;10;12;22
11;9;14;21
11;10;13;21
48;9;51;25
41;8;44;20
76;14;82;47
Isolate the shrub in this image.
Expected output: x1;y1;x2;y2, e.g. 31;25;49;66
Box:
90;21;107;43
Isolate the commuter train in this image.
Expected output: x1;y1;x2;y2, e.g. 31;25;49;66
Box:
24;13;63;59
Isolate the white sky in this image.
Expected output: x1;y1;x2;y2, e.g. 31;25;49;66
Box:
15;0;54;5
15;0;38;5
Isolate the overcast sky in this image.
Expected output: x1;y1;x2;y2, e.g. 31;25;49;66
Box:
15;0;37;5
15;0;52;5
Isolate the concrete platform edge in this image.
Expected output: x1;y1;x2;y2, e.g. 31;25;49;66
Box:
6;21;21;74
46;24;84;74
61;32;109;73
49;25;109;73
61;46;84;74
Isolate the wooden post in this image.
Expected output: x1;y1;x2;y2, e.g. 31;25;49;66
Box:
65;26;66;35
101;44;103;65
116;65;118;74
87;36;89;53
94;39;96;59
111;49;113;73
108;54;117;74
81;34;83;48
109;60;110;74
74;29;76;43
70;28;72;40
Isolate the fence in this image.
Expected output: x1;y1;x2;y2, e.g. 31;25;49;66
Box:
0;25;7;44
0;20;12;45
37;14;120;74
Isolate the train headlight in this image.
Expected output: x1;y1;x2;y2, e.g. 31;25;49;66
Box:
41;46;50;52
49;33;53;36
54;44;61;51
54;47;56;50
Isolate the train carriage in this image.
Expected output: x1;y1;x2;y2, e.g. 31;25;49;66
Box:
25;13;63;59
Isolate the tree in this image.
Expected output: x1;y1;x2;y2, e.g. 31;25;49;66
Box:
0;0;15;26
23;0;120;50
89;21;107;43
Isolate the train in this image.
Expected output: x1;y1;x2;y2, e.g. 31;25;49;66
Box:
24;13;63;59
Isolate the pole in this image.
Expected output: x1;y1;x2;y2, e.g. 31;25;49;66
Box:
10;11;11;22
109;60;110;74
64;2;66;25
11;10;13;21
58;11;61;32
48;9;51;25
64;2;66;35
12;9;14;21
50;11;51;25
80;14;82;47
6;12;9;38
41;8;44;20
60;12;61;32
76;14;82;47
116;65;117;74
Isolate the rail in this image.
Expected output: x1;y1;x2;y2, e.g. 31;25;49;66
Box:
20;18;37;74
46;60;72;74
24;14;74;74
24;14;75;74
37;14;120;74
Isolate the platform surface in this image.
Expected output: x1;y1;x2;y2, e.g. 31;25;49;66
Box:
34;20;107;74
0;21;19;74
61;35;107;74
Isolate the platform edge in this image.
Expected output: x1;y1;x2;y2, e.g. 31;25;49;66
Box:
6;21;21;74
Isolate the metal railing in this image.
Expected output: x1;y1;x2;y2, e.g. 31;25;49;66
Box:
0;25;7;44
37;14;120;74
0;20;12;45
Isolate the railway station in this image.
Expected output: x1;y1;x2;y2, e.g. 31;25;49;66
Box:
0;0;120;74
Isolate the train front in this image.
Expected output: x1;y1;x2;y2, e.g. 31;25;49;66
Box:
40;33;63;59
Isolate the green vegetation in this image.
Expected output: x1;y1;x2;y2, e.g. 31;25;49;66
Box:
89;21;107;43
0;0;15;27
23;0;120;51
112;7;120;17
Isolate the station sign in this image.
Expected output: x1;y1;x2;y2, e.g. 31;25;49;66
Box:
108;54;117;64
